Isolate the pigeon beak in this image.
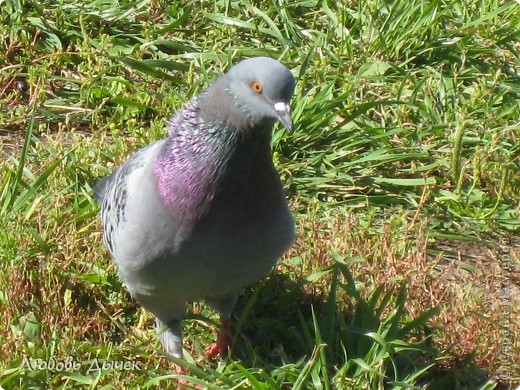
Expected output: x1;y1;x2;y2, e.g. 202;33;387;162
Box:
274;102;293;133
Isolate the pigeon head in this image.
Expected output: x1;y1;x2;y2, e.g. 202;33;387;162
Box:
201;57;296;133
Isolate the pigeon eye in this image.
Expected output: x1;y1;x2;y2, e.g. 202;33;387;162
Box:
251;80;263;94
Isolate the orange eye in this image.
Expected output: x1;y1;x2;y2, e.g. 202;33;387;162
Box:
251;80;263;94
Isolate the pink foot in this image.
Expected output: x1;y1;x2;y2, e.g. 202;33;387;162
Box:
172;363;189;388
206;320;232;358
174;363;186;375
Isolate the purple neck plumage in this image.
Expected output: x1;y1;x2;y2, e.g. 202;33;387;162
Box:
152;89;274;226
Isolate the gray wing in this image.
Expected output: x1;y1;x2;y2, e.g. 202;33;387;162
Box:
95;143;162;254
93;167;119;203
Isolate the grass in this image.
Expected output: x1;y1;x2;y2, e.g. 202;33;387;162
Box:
1;0;519;388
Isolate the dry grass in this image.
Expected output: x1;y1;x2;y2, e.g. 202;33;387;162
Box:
290;203;519;384
1;146;518;386
1;0;518;387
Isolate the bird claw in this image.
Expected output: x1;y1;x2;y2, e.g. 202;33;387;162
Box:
206;322;232;358
171;363;190;389
205;342;222;358
174;363;186;375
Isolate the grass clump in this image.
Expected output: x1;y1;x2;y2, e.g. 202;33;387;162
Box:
1;0;519;388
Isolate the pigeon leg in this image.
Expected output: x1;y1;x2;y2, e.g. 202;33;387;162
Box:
206;319;231;358
205;294;237;358
157;318;183;358
156;318;188;380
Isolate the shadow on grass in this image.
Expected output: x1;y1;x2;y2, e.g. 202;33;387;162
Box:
225;259;501;389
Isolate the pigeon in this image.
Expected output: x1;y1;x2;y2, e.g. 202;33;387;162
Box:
94;57;296;361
